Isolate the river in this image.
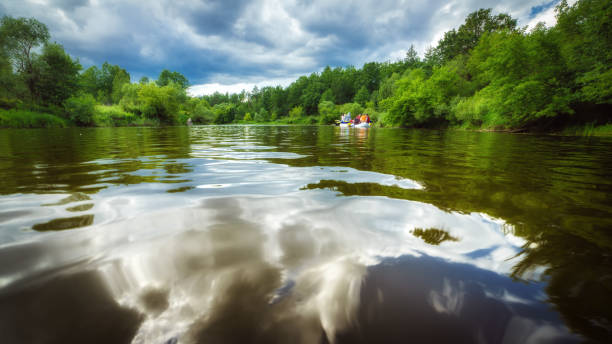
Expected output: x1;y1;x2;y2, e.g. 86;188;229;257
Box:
0;125;611;343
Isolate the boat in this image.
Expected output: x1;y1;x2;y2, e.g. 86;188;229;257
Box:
354;122;370;128
338;122;371;128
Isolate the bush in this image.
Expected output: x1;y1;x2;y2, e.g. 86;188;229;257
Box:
64;94;96;126
318;100;337;124
191;101;215;124
138;83;183;124
92;105;136;126
254;108;269;122
289;106;304;119
119;83;142;115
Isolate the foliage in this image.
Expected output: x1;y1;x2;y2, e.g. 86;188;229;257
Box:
191;99;214;124
353;85;369;106
35;43;81;106
64;93;96;125
428;8;517;65
339;103;364;118
138;83;183;124
156;69;189;89
212;103;236;124
92;104;136;127
79;62;131;104
118;83;142;115
317;100;337;124
254;108;270;122
555;0;612;105
289;105;304;119
0;16;49;73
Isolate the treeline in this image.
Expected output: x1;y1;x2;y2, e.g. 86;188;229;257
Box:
1;0;610;130
198;0;610;130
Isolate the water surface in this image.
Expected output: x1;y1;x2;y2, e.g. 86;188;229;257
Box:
0;126;611;343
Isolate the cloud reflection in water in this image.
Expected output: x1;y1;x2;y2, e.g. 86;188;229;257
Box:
0;188;579;343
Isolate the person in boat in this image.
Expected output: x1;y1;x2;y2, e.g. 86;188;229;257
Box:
354;114;361;125
361;114;367;123
365;114;371;123
346;112;351;122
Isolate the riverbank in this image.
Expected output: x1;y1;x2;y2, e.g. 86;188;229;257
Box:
2;108;611;137
0;106;158;128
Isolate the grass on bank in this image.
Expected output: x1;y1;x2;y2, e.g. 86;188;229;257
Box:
559;123;612;137
0;108;67;128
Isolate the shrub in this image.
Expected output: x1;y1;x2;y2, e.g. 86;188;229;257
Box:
64;94;96;126
92;105;136;126
254;108;269;122
318;100;337;124
289;106;304;119
138;83;182;124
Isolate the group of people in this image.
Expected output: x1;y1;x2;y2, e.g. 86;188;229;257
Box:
340;112;370;124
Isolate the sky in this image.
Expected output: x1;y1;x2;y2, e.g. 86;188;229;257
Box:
1;0;566;96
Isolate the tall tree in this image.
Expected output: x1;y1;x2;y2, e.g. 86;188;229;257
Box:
156;69;189;89
428;9;517;65
35;43;81;106
0;16;50;100
556;0;612;105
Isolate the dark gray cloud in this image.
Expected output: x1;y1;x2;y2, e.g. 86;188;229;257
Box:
1;0;557;92
179;0;251;36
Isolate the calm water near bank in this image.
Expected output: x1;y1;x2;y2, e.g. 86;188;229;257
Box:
0;125;611;343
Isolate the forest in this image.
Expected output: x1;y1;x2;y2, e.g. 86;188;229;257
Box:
0;0;610;132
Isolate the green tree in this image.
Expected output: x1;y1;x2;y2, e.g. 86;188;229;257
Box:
458;27;573;128
428;9;517;65
405;44;421;69
119;83;142;115
111;68;130;103
156;69;189;89
35;43;81;106
80;63;130;104
0;45;17;99
0;16;50;100
79;66;100;96
254;107;269;122
556;0;612;105
212;102;236;124
353;85;370;106
320;88;335;103
138;83;183;124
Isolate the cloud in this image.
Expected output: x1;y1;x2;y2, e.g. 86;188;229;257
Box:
2;0;564;94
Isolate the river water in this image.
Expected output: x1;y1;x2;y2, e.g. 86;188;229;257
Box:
0;125;611;343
